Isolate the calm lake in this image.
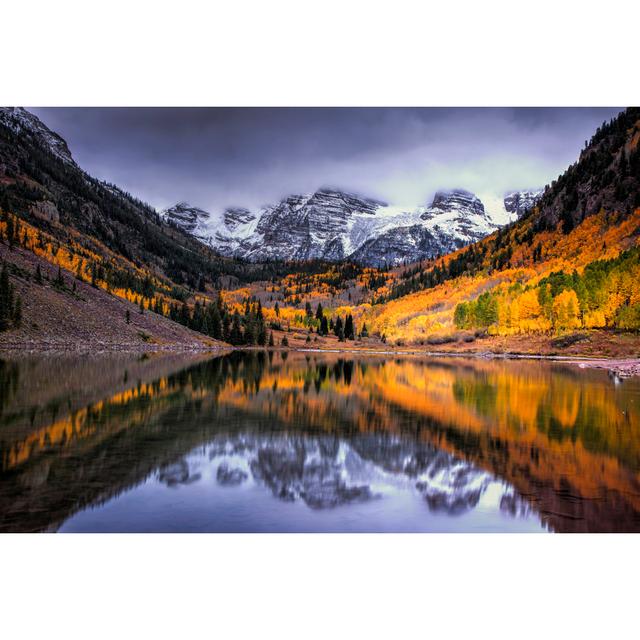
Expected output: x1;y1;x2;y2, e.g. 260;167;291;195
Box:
1;350;640;532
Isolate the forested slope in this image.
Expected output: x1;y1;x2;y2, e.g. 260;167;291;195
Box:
362;108;640;344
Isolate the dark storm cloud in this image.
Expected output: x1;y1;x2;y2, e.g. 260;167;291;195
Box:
30;107;623;213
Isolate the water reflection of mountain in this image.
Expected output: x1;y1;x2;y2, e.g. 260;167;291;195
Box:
1;351;640;532
203;431;514;514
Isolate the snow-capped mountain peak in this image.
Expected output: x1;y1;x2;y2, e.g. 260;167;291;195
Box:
165;187;519;266
503;189;543;220
162;201;211;237
348;189;499;265
427;188;486;216
159;185;544;266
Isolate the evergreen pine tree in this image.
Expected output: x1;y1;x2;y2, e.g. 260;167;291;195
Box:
191;301;203;331
12;294;22;328
35;265;43;285
256;312;267;346
210;304;222;339
0;264;13;331
230;311;243;345
222;312;231;341
126;309;131;324
179;302;190;325
334;316;343;338
6;217;14;250
244;315;256;345
345;314;354;340
268;331;275;347
55;267;65;289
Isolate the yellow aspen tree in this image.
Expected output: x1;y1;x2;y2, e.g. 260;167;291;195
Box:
552;290;581;332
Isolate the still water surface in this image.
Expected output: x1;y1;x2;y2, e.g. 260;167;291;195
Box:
2;351;639;532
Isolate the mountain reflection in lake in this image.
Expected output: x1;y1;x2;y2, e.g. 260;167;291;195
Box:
1;351;640;532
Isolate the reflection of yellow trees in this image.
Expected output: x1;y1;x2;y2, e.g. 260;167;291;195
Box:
368;360;640;510
208;357;640;473
5;354;640;523
3;379;170;470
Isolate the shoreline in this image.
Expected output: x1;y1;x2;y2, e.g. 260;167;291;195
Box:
0;341;227;355
2;340;640;377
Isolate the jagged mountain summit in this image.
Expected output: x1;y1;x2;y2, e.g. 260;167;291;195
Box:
165;187;526;266
349;189;499;266
162;201;212;237
503;189;543;220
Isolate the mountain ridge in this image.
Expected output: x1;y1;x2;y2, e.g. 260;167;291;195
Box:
163;186;541;266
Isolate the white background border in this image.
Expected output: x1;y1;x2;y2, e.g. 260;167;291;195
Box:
2;0;638;106
2;1;639;638
2;534;638;638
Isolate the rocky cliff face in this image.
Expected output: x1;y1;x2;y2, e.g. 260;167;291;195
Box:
211;188;388;262
29;200;60;223
162;201;211;237
174;187;503;266
349;189;498;265
428;189;486;216
503;189;542;220
223;207;256;231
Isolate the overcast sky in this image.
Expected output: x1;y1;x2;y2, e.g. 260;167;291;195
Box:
32;107;622;213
